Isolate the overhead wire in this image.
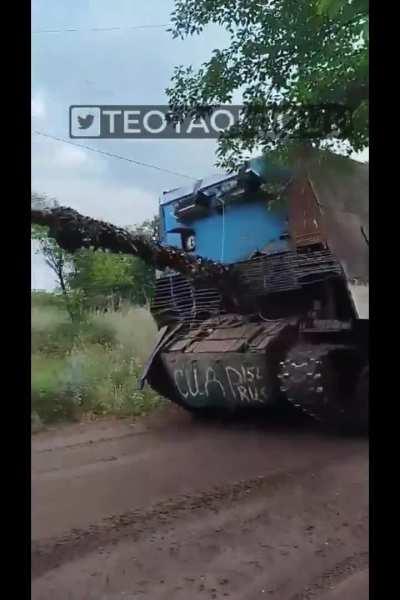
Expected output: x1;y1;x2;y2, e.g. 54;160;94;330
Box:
33;131;197;181
32;24;169;34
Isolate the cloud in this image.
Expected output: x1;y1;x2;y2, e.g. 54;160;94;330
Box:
31;172;158;228
54;145;89;167
31;91;46;119
31;134;100;174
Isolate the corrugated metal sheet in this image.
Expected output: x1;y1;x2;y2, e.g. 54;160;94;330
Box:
317;207;369;285
293;149;369;284
281;149;369;321
288;177;325;247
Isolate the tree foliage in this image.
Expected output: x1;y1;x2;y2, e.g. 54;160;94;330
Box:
67;250;155;310
31;192;158;315
167;0;368;169
32;223;71;298
31;193;75;317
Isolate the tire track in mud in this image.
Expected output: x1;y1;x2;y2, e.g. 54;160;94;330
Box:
290;554;369;600
31;465;313;577
32;450;366;580
32;416;368;599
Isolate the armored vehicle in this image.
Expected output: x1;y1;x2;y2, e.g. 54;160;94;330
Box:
142;149;369;430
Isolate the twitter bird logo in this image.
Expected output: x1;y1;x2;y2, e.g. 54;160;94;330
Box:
70;106;101;138
77;114;95;129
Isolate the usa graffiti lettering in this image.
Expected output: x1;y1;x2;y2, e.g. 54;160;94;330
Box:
174;365;225;400
173;363;268;404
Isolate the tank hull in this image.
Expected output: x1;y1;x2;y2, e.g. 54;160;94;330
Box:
142;315;368;431
142;314;298;414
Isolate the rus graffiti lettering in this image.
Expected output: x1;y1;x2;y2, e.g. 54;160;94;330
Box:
225;365;267;404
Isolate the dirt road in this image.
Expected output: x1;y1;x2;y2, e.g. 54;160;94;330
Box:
32;408;368;600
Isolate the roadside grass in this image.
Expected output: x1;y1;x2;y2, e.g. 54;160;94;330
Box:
31;298;166;428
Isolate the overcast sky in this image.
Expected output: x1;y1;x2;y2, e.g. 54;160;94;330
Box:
31;0;368;290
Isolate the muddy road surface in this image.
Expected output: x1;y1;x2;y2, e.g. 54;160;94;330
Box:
32;408;368;600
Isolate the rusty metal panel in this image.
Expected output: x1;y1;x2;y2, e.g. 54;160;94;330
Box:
187;338;246;353
251;322;286;350
307;155;368;227
304;151;368;284
167;324;206;351
251;333;277;351
284;149;368;275
184;318;292;353
168;338;194;352
187;321;268;352
167;315;295;355
206;323;262;341
250;318;294;351
288;177;325;248
318;207;368;284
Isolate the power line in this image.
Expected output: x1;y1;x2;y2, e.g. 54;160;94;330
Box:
32;24;169;34
32;131;196;181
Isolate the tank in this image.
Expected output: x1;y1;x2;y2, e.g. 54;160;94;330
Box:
141;149;369;431
31;147;369;431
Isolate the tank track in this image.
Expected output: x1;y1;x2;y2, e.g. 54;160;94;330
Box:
278;343;367;430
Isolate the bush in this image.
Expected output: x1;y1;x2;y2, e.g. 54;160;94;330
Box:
31;300;166;425
31;290;66;310
91;305;158;362
31;355;79;421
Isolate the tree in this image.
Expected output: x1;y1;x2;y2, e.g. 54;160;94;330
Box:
31;193;75;319
131;215;160;241
32;223;71;297
67;249;156;310
167;0;368;169
65;217;160;311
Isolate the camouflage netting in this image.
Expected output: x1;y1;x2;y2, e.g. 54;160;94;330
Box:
31;206;240;303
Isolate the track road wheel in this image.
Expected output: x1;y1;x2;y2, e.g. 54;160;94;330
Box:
279;344;366;433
